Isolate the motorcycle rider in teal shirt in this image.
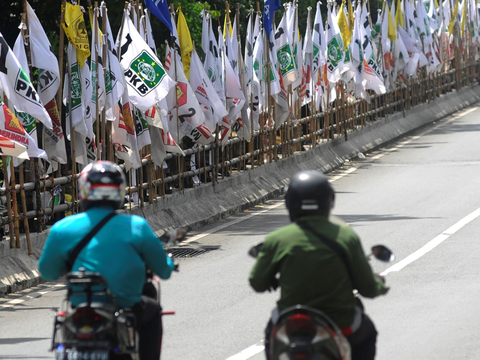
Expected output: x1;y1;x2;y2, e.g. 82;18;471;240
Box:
39;161;175;360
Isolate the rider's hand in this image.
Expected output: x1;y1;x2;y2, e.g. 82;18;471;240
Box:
267;277;279;292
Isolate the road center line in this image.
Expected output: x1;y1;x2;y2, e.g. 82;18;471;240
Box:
381;206;480;276
225;343;265;360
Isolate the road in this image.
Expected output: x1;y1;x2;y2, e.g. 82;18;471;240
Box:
2;104;480;359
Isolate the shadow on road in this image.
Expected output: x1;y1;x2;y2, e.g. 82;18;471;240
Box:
0;337;49;345
0;357;51;359
338;214;440;225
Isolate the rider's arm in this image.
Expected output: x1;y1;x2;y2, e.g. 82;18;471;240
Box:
249;237;279;292
137;218;175;280
38;227;66;281
345;229;389;298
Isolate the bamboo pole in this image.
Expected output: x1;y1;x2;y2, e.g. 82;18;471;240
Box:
9;161;21;248
2;156;15;248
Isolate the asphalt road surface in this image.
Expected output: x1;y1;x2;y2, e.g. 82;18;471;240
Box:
2;104;480;360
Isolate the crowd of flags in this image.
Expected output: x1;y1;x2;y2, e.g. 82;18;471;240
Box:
0;0;478;181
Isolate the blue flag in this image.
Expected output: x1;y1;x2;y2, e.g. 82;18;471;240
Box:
143;0;173;33
263;0;281;38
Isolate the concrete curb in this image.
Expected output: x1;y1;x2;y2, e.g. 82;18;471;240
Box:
1;85;480;296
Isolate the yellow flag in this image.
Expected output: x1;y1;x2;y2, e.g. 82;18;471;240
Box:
460;0;467;36
387;4;396;43
223;10;233;39
448;0;459;34
62;2;90;66
337;2;351;49
177;7;194;80
395;0;404;29
348;0;354;35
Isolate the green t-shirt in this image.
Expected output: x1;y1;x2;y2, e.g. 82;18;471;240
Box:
249;215;389;329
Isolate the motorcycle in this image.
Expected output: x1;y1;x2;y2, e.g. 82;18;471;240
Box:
51;229;185;360
248;242;394;360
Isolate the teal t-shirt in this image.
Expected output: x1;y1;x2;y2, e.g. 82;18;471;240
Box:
39;206;174;308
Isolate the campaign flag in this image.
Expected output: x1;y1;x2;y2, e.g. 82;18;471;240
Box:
118;15;175;111
164;46;205;142
177;7;194;79
144;0;173;33
27;2;60;104
264;0;281;38
62;2;90;66
0;32;52;129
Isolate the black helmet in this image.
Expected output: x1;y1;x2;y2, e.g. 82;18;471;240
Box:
285;170;334;221
78;161;126;211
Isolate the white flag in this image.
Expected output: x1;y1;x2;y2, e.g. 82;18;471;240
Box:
0;32;52;129
118;15;175;111
164;47;205;142
27;1;60;104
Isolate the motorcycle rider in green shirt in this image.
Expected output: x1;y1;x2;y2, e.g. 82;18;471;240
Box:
249;170;389;360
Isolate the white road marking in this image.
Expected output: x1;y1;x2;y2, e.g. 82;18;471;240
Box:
381;206;480;275
225;343;264;360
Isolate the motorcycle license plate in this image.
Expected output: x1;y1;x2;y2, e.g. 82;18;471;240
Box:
56;350;109;360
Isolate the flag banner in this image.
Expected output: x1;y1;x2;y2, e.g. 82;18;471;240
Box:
27;1;60;104
134;107;152;150
142;9;158;55
112;103;141;171
62;2;90;65
177;7;194;79
90;13;106;117
276;14;298;86
164;47;205;142
101;2;125;118
264;0;281;39
190;49;228;133
312;2;327;78
119;15;175;111
302;7;313;106
12;33;39;143
0;32;52;129
326;6;345;84
0;101;30;159
160;128;184;155
187;121;214;145
43;98;67;164
149;124;167;167
144;0;173;33
75;132;97;165
359;3;386;94
63;44;89;139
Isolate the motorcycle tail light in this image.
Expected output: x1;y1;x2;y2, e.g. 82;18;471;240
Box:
77;333;94;340
286;314;316;334
73;307;99;323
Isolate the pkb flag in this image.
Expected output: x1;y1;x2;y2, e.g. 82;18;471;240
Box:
119;16;175;111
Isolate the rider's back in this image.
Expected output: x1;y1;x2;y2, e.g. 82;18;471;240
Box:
39;206;173;308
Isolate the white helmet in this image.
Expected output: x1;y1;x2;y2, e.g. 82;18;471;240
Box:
78;161;126;210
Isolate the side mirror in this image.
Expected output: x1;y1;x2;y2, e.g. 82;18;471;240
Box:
248;242;264;258
371;245;395;262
